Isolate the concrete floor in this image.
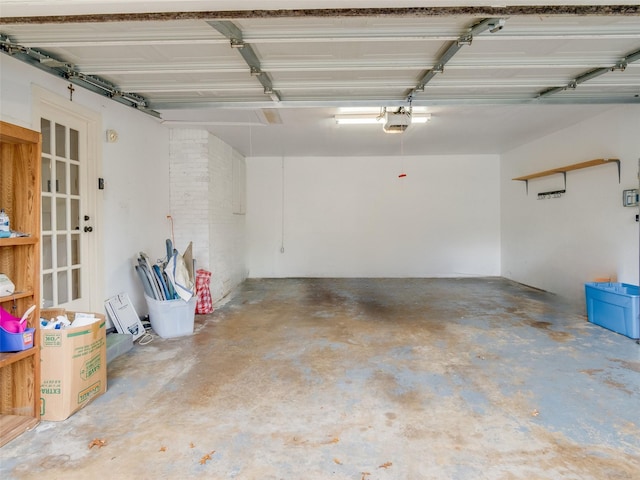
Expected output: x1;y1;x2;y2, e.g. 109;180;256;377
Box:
1;277;639;479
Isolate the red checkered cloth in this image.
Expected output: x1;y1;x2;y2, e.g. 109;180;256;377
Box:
195;269;214;314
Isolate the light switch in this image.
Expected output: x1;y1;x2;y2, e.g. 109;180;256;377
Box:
622;188;638;207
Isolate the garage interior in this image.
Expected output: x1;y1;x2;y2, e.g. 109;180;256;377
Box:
1;1;640;479
1;277;639;478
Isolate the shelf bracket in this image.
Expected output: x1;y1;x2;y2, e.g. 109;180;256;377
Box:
613;159;621;183
559;171;567;190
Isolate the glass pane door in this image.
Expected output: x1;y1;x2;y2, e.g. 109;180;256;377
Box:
41;117;84;308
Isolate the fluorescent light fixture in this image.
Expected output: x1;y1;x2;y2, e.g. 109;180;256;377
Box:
411;115;431;124
337;106;429;114
335;113;431;125
335;115;383;125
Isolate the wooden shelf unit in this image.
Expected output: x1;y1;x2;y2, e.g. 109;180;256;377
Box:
513;158;620;194
0;121;42;447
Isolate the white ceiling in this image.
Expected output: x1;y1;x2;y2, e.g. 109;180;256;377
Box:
1;1;639;156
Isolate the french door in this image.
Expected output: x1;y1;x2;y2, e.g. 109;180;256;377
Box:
36;90;102;311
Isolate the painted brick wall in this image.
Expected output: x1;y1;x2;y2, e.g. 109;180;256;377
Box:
169;129;247;303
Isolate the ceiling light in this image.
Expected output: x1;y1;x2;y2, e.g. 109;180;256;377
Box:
336;107;432;134
338;106;429;114
335;115;383;125
411;115;431;124
335;113;431;125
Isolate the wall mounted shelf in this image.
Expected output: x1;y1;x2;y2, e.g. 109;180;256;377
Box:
513;158;620;194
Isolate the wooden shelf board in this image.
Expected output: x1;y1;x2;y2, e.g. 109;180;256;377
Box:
513;158;620;181
0;346;37;369
0;237;37;247
0;121;40;145
0;290;36;304
0;415;39;448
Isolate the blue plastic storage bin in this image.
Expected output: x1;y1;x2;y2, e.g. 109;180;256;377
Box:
0;326;35;352
585;282;639;339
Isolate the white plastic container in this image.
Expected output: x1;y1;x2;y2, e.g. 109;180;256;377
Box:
145;294;197;338
0;209;9;233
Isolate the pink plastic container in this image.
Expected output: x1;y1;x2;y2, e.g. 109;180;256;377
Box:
0;307;25;333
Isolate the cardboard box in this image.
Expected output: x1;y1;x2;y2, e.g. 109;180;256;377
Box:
39;309;107;421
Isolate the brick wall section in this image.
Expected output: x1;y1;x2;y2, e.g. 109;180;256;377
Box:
169;129;247;303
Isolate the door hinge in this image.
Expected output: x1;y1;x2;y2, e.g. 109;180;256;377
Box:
98;178;104;190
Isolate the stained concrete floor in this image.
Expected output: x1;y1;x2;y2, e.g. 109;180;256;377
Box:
1;277;640;479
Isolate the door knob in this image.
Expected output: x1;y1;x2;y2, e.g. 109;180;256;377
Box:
84;226;93;233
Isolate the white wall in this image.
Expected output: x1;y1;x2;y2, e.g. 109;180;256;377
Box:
169;129;210;269
209;136;248;299
101;105;170;315
247;154;501;278
1;54;171;315
169;130;247;303
501;105;640;307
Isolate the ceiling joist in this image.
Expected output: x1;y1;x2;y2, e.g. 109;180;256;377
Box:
538;47;640;98
0;34;160;117
207;20;281;103
407;17;506;102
